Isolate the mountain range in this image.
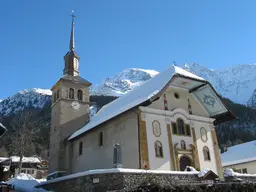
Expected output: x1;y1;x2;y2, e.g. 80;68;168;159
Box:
0;63;256;157
1;63;256;117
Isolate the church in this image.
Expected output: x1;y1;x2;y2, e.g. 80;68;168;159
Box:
48;15;236;178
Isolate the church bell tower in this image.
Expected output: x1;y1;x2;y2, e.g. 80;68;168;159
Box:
49;11;91;173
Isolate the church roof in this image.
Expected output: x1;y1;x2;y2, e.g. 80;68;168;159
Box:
69;65;235;141
221;140;256;166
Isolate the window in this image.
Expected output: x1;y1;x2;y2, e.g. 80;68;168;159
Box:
79;141;83;155
69;88;74;99
177;118;185;135
242;168;247;174
180;140;186;149
203;146;211;161
154;141;163;158
53;93;57;103
77;90;83;101
185;124;191;136
99;132;103;146
56;89;60;99
171;122;177;134
21;170;26;173
27;170;35;174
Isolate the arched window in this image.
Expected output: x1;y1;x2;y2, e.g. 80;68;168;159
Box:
180;140;186;149
154;141;163;158
79;141;83;155
203;146;211;161
69;88;74;99
177;118;185;135
77;89;83;101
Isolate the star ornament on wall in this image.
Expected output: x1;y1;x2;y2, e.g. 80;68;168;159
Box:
203;94;216;107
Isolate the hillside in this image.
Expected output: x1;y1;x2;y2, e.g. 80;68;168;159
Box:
0;63;256;157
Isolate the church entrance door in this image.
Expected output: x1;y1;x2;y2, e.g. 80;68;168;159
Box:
179;156;191;171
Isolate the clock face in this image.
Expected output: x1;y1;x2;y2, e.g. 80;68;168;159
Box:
152;121;161;137
71;101;80;110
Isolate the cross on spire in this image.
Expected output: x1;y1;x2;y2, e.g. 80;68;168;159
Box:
71;10;76;22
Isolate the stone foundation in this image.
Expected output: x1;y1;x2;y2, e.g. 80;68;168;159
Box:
36;169;200;192
36;168;256;192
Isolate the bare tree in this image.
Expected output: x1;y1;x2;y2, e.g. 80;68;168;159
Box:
8;109;40;174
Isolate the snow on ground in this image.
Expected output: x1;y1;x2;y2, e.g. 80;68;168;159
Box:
224;168;256;177
198;168;211;178
6;173;48;192
10;156;41;163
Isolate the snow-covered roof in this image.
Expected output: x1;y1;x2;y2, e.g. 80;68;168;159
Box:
221;140;256;166
10;156;41;164
0;157;9;163
69;65;234;140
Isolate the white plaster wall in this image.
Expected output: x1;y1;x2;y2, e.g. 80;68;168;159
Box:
223;161;256;174
71;111;139;173
194;121;218;174
145;113;171;170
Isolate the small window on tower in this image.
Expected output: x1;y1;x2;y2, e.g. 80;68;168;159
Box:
53;93;57;103
79;141;83;155
57;89;60;99
99;132;103;146
69;88;74;99
77;90;83;101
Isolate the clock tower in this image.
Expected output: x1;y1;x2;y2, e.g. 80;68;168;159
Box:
49;11;91;173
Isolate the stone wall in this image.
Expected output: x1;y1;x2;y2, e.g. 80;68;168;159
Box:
36;169;256;192
225;175;256;183
36;171;200;192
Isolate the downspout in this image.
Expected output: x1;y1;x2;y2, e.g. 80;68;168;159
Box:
136;112;141;169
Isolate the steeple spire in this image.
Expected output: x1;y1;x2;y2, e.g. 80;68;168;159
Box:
63;10;80;76
69;10;75;51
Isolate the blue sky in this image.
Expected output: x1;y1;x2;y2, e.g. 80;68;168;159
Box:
1;0;256;99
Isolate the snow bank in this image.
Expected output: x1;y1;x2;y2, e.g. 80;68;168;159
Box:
224;168;256;177
198;168;211;178
10;156;41;163
6;173;47;192
184;166;199;173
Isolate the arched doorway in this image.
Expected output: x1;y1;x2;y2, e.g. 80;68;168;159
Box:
179;156;191;171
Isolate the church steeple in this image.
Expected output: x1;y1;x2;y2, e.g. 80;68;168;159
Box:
63;10;80;76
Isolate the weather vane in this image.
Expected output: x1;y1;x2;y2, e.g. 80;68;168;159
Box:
71;10;76;22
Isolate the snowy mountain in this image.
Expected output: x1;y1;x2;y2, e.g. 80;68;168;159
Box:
1;63;256;116
0;89;51;116
183;63;256;106
90;68;158;96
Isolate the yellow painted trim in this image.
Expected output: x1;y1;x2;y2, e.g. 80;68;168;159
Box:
192;127;200;170
138;112;150;169
167;124;175;170
174;143;179;170
211;128;223;179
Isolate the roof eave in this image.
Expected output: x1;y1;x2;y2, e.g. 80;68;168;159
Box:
176;73;237;124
